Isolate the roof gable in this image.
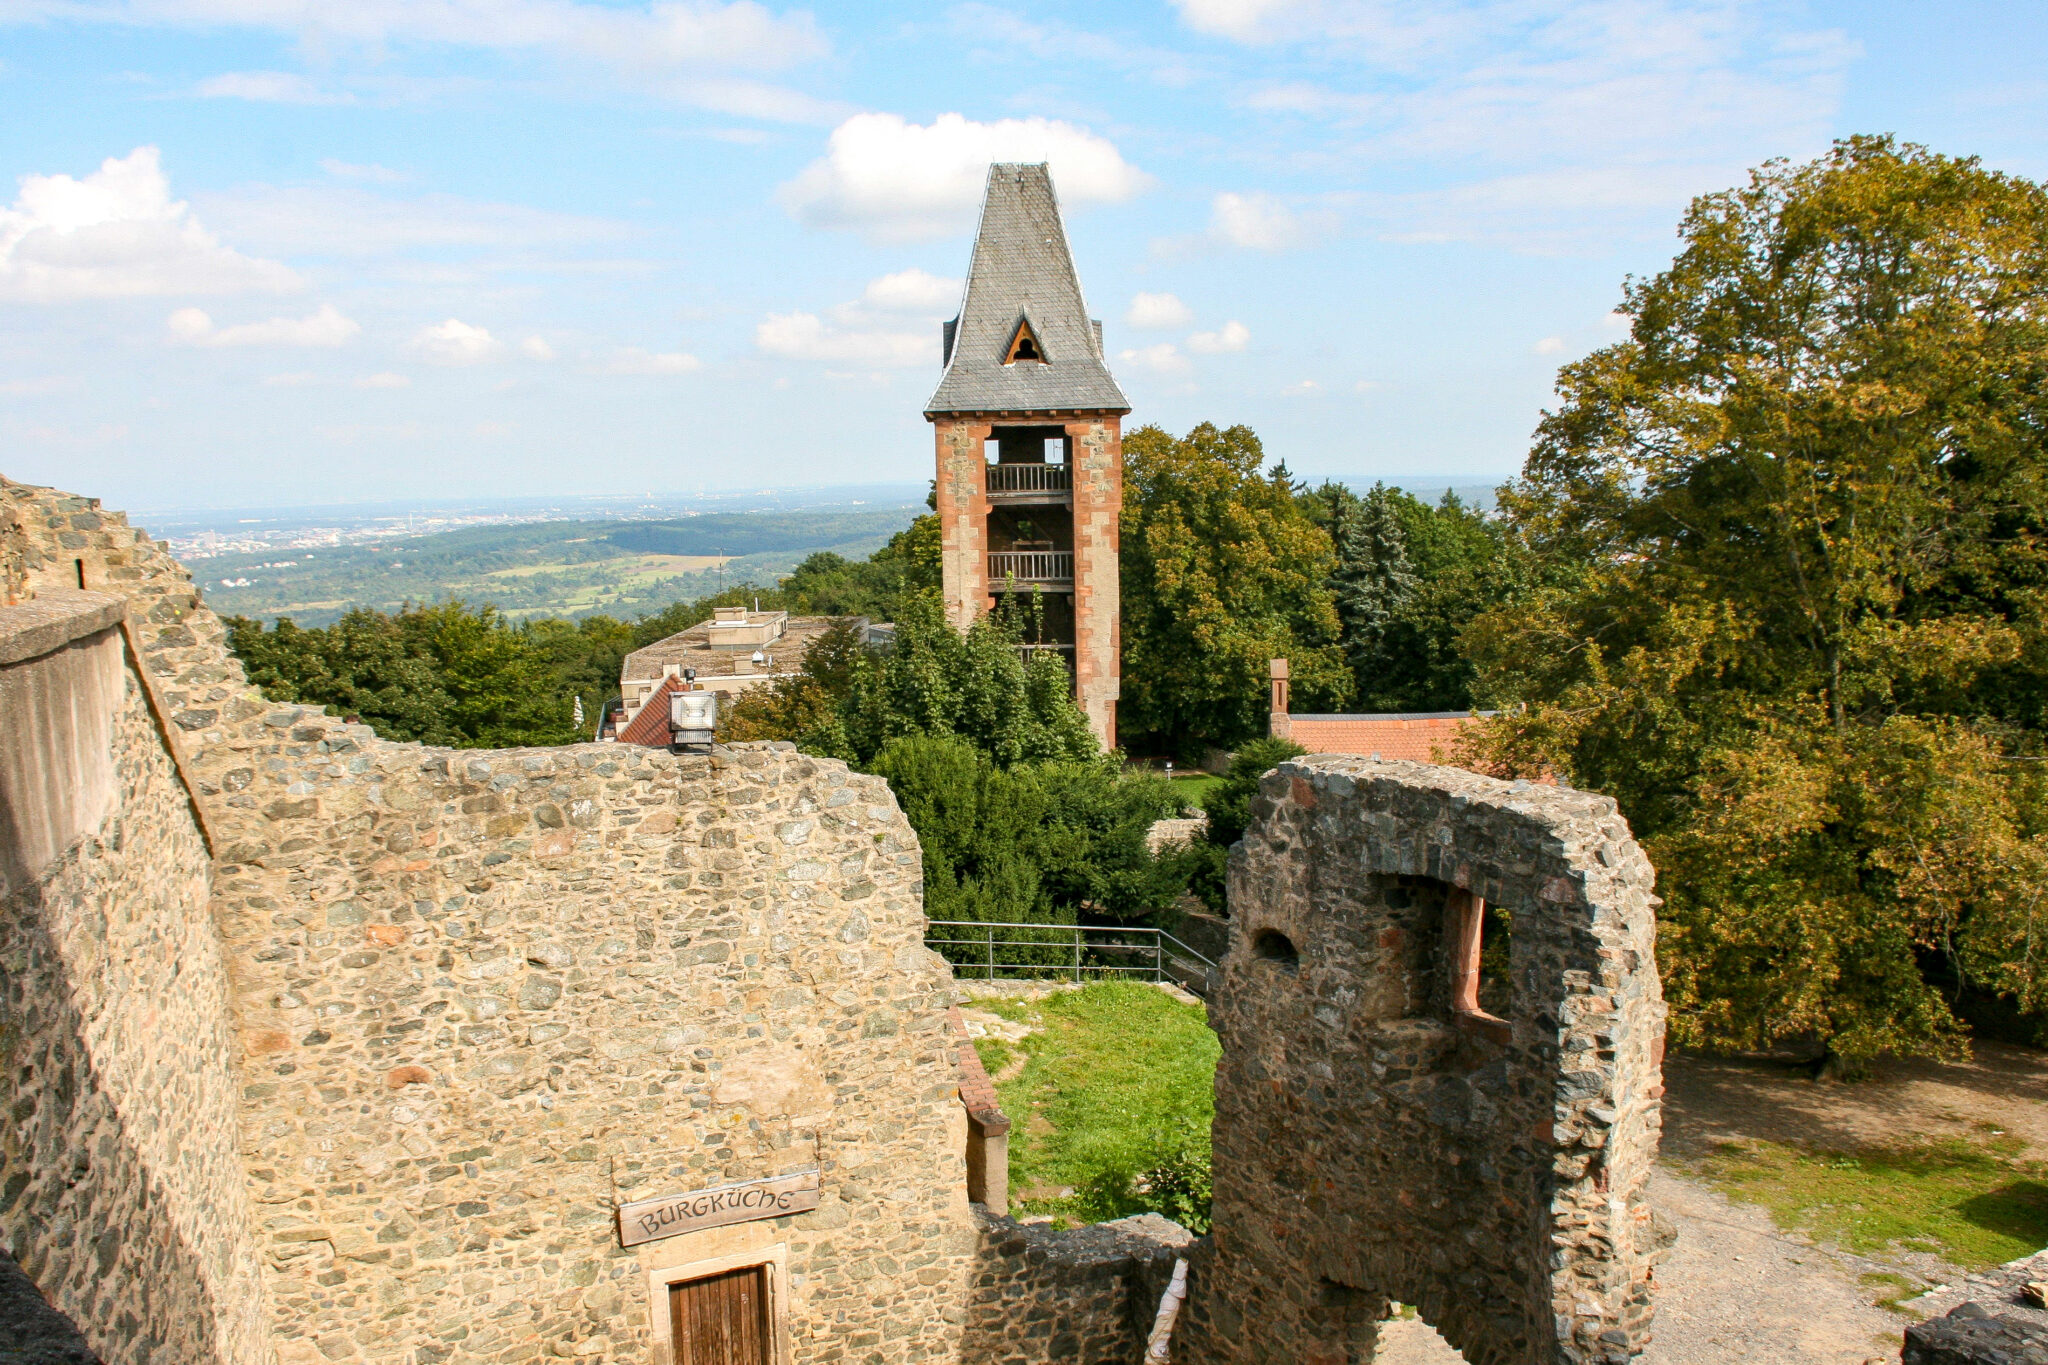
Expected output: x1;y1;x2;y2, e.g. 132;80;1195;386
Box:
925;164;1129;417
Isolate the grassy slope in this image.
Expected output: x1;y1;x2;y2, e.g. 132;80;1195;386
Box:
967;983;1218;1223
1699;1130;2048;1272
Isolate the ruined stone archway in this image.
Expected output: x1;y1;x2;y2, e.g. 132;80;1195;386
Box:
1181;757;1669;1365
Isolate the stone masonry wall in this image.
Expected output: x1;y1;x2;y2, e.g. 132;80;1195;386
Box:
1180;757;1667;1365
1064;416;1121;749
934;418;991;634
0;589;274;1365
962;1212;1190;1364
5;476;983;1364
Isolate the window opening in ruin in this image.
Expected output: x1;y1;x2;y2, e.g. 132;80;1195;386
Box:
73;558;85;589
669;1264;772;1365
1003;317;1045;364
1445;887;1511;1045
1252;928;1299;971
1476;901;1513;1017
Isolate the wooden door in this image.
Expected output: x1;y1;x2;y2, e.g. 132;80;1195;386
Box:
669;1265;771;1365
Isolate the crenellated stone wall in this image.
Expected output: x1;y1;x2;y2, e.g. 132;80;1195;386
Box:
2;475;983;1365
1180;756;1668;1365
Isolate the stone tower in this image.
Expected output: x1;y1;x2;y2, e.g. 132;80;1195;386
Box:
926;163;1129;747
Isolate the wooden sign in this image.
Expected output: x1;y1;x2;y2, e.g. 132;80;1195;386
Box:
615;1168;820;1248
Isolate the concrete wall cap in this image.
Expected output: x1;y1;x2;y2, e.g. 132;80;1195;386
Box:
0;588;125;667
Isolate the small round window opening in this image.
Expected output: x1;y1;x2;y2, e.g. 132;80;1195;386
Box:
1251;928;1299;970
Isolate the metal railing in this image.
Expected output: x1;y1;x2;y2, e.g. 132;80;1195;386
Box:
925;920;1219;997
985;462;1072;496
987;550;1073;586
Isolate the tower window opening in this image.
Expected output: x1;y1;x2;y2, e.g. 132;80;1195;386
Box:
1004;318;1045;364
1446;888;1512;1044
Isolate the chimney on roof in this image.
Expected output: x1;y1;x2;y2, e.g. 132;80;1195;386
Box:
1269;658;1292;740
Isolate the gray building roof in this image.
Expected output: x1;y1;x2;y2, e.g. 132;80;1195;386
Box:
924;164;1130;418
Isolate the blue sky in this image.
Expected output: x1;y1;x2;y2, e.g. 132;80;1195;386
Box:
3;0;2046;509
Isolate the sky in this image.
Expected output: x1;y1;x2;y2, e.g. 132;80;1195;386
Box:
3;1;2048;510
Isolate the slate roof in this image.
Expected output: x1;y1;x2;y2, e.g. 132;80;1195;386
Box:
925;164;1130;418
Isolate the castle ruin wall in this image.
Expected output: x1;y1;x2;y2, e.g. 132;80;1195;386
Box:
1181;756;1668;1365
4;477;984;1364
0;580;274;1365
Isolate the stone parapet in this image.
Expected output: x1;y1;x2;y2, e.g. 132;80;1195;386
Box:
1905;1303;2048;1365
1904;1250;2048;1363
963;1211;1192;1364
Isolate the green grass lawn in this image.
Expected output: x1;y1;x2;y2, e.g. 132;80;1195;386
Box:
1165;773;1219;810
966;982;1219;1228
1700;1131;2048;1271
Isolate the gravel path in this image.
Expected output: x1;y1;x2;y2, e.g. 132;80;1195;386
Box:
1371;1169;1906;1364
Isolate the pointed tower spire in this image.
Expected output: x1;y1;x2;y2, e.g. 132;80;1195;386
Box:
925;164;1129;417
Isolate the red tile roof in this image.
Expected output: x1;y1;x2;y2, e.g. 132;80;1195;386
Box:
617;676;683;748
1284;712;1481;765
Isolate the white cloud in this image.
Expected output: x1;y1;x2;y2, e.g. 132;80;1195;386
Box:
0;146;300;301
520;335;556;361
1533;335;1565;355
1210;191;1332;251
406;318;505;365
1173;2;1857;252
1188;320;1250;353
168;302;359;347
1172;0;1303;42
779;112;1149;242
196;182;630;259
355;372;411;389
1126;292;1193;329
945;5;1207;86
261;371;316;386
1242;82;1379;118
320;158;408;184
196;71;353;105
861;268;961;313
1118;342;1189;375
1604;310;1632;329
756;311;934;367
35;0;835;119
0;375;83;395
1282;378;1321;396
608;347;702;374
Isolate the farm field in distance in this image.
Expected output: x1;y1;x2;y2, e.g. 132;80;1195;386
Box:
181;505;923;625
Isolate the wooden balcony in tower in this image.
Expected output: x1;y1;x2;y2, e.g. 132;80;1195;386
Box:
987;549;1073;590
985;461;1072;505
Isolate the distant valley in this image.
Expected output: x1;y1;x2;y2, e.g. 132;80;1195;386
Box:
190;506;924;626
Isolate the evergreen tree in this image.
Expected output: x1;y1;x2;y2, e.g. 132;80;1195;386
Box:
1319;482;1419;695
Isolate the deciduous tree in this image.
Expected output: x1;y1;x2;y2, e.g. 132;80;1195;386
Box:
1465;137;2048;1061
1121;423;1350;755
